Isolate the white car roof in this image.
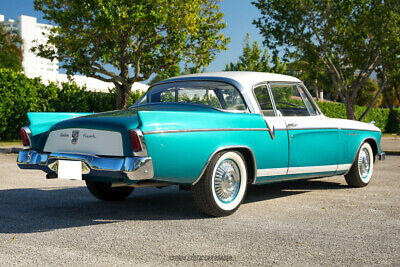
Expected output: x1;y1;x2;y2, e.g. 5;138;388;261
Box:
167;71;301;90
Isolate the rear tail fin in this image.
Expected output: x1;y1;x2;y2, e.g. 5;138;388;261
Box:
27;112;92;136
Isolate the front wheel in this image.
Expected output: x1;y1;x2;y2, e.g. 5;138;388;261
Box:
192;151;248;217
85;180;134;201
345;142;374;187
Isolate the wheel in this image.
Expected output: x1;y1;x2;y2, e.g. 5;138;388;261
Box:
85;180;134;201
345;142;374;187
192;151;248;217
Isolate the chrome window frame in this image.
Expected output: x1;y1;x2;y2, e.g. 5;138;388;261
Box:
297;83;322;115
252;82;278;117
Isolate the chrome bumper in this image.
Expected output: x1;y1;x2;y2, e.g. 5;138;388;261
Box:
17;150;154;181
377;152;386;161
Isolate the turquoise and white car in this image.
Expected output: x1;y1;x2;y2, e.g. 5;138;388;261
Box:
17;72;385;216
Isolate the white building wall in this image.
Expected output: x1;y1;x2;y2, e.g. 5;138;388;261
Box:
0;14;148;93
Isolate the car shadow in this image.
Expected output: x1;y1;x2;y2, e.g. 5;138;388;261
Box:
0;179;347;234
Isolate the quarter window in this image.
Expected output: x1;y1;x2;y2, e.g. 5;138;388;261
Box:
254;85;275;116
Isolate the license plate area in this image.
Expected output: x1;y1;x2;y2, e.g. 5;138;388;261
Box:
57;160;83;180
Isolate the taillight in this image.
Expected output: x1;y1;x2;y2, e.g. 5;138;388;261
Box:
20;127;30;147
130;130;142;152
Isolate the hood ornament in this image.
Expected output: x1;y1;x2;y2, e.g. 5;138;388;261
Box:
71;130;79;144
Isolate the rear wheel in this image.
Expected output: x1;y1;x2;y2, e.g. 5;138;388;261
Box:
192;151;248;217
345;142;374;187
85;180;134;201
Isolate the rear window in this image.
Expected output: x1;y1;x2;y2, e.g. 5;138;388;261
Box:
136;81;247;111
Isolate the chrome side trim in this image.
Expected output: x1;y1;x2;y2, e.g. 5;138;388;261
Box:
132;129;148;157
339;128;382;133
143;128;270;135
288;164;337;175
344;137;379;175
142;126;381;135
192;145;257;185
257;167;287;177
22;126;32;150
17;150;154;181
256;164;352;177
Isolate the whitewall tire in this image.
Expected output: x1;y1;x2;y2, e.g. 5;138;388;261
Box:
345;142;374;187
192;151;248;217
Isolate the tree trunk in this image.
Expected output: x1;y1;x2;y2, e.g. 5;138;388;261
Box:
389;106;400;123
358;68;387;121
314;79;320;101
345;99;356;120
116;83;132;109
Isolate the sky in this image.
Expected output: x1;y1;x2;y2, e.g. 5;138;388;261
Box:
0;0;265;73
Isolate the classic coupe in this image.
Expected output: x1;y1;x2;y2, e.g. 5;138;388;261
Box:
17;72;385;216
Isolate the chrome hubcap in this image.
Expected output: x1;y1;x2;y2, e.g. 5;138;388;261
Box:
358;148;370;179
214;159;240;203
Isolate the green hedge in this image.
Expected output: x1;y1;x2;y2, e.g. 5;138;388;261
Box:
0;69;398;140
317;101;399;133
0;69;143;140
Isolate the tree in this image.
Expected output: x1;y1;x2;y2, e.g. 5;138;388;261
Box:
0;24;23;72
225;33;286;73
380;58;400;124
33;0;229;109
148;65;203;85
252;0;400;120
287;47;334;101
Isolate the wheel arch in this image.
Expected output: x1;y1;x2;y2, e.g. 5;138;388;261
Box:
192;145;257;186
346;137;379;175
364;138;379;160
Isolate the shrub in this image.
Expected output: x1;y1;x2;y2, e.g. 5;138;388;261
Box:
0;69;144;140
317;101;399;133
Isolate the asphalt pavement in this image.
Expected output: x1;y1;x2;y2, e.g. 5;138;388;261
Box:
0;153;399;266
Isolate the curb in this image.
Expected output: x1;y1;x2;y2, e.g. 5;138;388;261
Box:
384;151;400;156
0;147;22;154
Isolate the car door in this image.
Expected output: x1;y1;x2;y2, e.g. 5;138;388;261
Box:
269;83;339;176
253;84;289;182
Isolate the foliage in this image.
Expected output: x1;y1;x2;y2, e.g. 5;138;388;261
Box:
33;0;229;109
0;69;143;140
148;65;203;85
0;24;23;72
287;49;334;101
225;33;286;73
252;0;400;120
355;78;381;107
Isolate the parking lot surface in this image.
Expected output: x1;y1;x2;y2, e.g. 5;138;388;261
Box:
0;153;399;266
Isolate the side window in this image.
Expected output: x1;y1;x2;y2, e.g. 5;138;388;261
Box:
269;84;310;116
254;85;275;116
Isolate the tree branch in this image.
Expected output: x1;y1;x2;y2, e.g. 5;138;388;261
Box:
358;67;387;121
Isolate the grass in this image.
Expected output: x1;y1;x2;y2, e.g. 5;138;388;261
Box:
0;140;21;147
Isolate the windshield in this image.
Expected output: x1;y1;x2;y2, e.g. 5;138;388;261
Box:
136;81;247;111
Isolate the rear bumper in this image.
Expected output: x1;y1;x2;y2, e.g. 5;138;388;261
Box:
17;150;154;181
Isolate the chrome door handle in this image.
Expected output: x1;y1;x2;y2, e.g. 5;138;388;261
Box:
287;123;297;128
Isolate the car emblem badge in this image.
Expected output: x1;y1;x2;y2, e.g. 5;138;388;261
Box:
71;130;79;144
